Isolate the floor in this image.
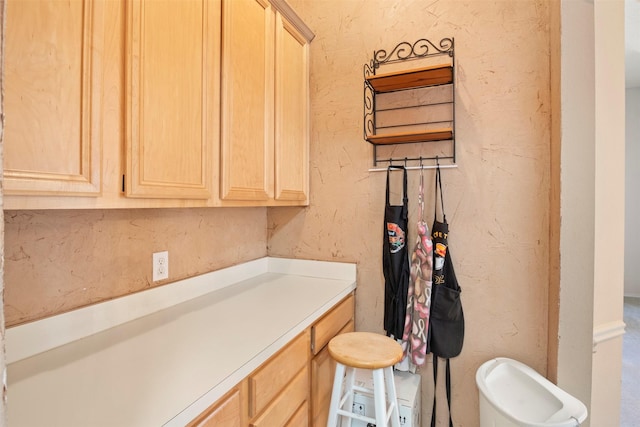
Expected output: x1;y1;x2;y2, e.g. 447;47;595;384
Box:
621;297;640;427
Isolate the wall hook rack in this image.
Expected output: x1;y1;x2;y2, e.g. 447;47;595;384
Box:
363;37;456;168
368;156;459;172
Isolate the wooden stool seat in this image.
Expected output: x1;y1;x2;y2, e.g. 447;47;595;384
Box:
326;332;403;427
328;331;403;369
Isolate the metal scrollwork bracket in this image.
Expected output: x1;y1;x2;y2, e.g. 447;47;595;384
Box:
372;37;454;71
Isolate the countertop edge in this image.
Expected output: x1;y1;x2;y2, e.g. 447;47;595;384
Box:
6;257;356;364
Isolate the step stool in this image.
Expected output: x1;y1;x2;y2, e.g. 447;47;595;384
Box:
326;332;403;427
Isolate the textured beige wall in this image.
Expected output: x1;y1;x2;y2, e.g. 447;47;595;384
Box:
4;208;267;326
268;1;551;425
2;1;553;424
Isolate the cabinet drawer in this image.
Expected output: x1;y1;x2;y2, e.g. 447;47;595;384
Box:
286;400;309;427
311;294;354;355
249;330;310;417
250;366;309;427
187;381;245;427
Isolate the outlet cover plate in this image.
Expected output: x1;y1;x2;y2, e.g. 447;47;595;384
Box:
153;251;169;282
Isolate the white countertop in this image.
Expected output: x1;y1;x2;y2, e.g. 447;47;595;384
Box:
6;258;356;427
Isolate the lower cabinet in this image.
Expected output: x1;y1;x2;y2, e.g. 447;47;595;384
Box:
310;295;355;426
310;320;355;426
249;330;310;426
187;382;247;427
188;293;355;426
251;366;309;427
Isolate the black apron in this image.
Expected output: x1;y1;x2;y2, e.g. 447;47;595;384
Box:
428;164;464;427
428;164;464;357
382;166;410;339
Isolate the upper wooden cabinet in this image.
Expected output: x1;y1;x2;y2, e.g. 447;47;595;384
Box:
3;0;310;209
220;0;273;202
124;0;219;199
220;0;312;205
274;12;310;202
3;0;104;196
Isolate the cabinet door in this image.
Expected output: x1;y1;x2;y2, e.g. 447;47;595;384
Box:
188;382;247;427
310;320;354;427
125;0;217;199
220;0;274;201
274;12;309;202
4;0;103;196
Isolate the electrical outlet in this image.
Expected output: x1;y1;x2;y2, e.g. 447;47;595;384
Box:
153;251;169;282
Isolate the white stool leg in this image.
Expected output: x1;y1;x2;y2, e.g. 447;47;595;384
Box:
372;368;388;426
384;367;401;427
341;367;356;427
327;362;346;427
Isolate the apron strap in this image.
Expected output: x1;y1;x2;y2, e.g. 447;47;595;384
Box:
402;166;408;206
386;166;391;205
387;165;407;206
420;167;425;220
431;356;454;427
434;162;447;223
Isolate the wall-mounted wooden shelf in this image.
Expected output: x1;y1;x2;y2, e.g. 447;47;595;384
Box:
365;128;453;145
363;37;456;167
365;64;453;93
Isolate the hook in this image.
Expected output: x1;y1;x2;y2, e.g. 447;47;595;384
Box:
404;157;408;167
388;158;403;171
419;156;423;169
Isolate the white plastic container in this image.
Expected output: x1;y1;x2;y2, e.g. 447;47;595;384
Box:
476;358;588;427
350;370;421;427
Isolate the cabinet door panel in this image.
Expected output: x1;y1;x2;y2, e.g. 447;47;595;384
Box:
285;400;309;427
311;320;354;427
311;294;355;355
274;14;309;202
249;330;309;417
4;0;103;196
126;0;215;199
220;0;273;201
250;366;309;427
188;383;246;427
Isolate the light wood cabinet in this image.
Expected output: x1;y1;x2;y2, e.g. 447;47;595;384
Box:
4;0;311;209
188;381;247;427
310;295;355;426
250;366;309;427
249;330;310;425
274;12;310;202
285;400;310;427
186;332;310;427
3;0;104;196
249;330;309;418
186;293;354;427
219;0;273;202
124;0;219;199
220;0;312;205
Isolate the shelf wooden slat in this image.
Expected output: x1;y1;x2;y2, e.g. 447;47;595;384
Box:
366;64;453;93
366;128;453;145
